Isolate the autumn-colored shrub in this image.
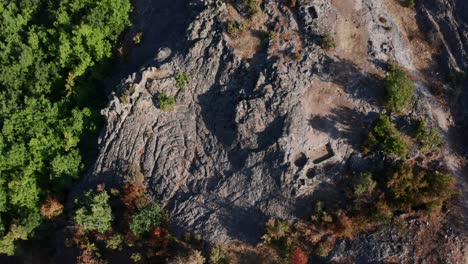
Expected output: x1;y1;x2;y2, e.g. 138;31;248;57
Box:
290;247;308;264
40;197;64;219
333;212;354;239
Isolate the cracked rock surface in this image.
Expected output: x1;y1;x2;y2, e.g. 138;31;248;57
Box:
80;0;467;260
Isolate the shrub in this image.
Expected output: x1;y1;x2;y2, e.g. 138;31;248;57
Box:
40;197;64;219
226;21;244;35
407;0;415;8
106;234;123;251
133;32;143;44
333;212;354;238
365;114;407;157
319;34;336;51
311;201;334;227
130;252;142;263
352;172;377;198
157;93;176;111
262;219;291;243
262;219;295;259
130;204;167;237
175;72;190;88
210;247;228;264
386;164;455;211
415;121;444;152
290;247;308;264
243;0;258;15
74;191;113;233
383;64;415;113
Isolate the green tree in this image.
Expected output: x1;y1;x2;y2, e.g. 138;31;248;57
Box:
75;190;113;233
130;204;167;236
0;0;131;253
365;114;407;157
383;64;415;113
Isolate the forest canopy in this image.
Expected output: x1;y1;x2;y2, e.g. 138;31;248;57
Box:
0;0;131;255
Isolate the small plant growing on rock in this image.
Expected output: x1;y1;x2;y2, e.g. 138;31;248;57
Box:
407;0;415;9
243;0;258;15
157;92;176;111
175;72;189;88
133;32;143;44
226;20;244;36
319;33;336;51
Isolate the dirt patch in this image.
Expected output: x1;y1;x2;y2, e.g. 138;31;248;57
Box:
222;3;269;59
330;0;377;73
383;0;439;72
302;79;352;118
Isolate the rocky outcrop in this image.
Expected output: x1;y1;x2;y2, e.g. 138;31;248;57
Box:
80;0;467;261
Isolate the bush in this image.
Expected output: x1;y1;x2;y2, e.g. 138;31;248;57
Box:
226;21;244;35
157;93;176;111
415;121;444;151
319;34;336;51
106;234;123;251
383;64;415;113
365;114;407;157
407;0;415;8
290;247;308;264
130;204;167;237
243;0;258;15
386;164;455;211
175;72;190;88
40;197;64;219
75;191;113;233
210;247;227;264
133;32;143;44
352;172;377;198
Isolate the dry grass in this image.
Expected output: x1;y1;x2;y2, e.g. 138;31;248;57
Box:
221;241;282;264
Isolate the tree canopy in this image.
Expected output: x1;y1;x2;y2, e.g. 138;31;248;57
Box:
0;0;131;255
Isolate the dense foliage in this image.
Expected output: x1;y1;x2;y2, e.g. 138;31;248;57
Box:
130;203;167;237
75;191;113;233
0;0;130;255
364;114;407;157
383;64;415;113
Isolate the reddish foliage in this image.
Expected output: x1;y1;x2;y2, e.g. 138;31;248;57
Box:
334;212;354;239
121;183;145;213
126;229;140;245
148;227;169;249
76;248;106;264
70;225;86;248
290;247;308;264
40;197;64;219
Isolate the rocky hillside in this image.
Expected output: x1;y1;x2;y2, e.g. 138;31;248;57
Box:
79;0;467;262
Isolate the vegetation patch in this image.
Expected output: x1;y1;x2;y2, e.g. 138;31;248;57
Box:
157;93;176;111
364;114;407;157
175;72;190;88
0;0;131;254
383;64;415;113
319;33;336;51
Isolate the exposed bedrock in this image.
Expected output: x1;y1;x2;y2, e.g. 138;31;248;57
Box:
78;0;467;261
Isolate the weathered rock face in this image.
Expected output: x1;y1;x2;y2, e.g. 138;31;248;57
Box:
417;0;468;150
81;0;467;260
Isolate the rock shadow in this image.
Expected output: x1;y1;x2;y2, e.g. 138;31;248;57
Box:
308;106;378;148
318;56;384;105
